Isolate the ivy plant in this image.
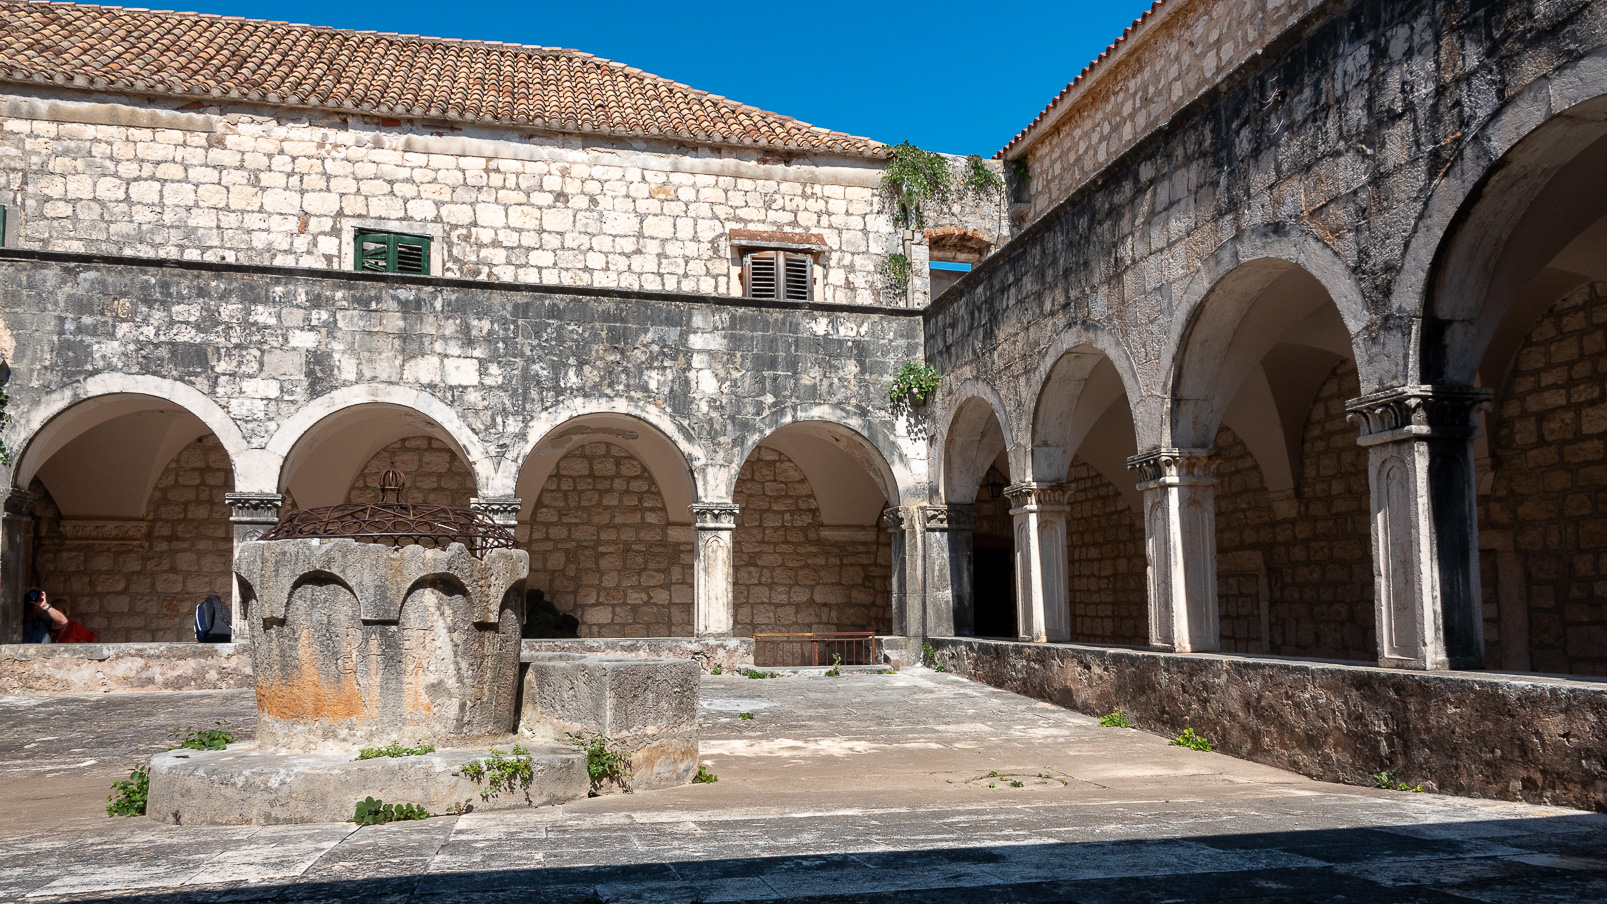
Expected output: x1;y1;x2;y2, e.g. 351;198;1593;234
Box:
352;796;429;825
880;141;953;228
962;154;1004;194
890;361;940;403
106;765;149;817
882;252;913;285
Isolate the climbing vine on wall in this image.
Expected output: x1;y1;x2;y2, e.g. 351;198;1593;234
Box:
880;142;953;228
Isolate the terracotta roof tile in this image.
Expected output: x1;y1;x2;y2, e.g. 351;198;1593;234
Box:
0;1;888;157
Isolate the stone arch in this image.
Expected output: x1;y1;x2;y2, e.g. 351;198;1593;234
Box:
728;420;898;638
725;402;913;508
267;386;492;508
499;399;705;505
9;378;246;643
1030;337;1149;646
939;379;1017;504
513;410;698;526
1396;51;1607;386
9;374;250;491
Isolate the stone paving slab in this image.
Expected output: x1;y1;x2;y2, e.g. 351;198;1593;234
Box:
1;669;1603;903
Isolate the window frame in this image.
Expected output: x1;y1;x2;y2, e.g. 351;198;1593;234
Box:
353;229;432;276
741;249;814;302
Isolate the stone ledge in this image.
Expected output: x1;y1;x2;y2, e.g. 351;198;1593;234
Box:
930;637;1607;813
147;741;587;825
0;643;250;694
522;637;754;673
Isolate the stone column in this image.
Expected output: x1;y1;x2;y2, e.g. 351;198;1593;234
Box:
1004;483;1071;643
225;492;283;640
1128;449;1219;653
691;503;739;637
1346;386;1492;670
883;507;922;637
0;489;35;644
920;504;976;637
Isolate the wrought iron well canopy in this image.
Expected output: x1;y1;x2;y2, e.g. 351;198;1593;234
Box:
258;468;515;555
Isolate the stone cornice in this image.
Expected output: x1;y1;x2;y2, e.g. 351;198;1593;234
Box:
224;492;283;524
1345;385;1494;446
921;505;977;532
470;496;522;527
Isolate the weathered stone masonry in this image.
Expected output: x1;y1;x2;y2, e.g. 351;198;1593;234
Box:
0;249;928;643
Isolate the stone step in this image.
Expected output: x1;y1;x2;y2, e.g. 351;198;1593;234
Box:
147;740;586;826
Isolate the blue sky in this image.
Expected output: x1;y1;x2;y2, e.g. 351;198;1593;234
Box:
153;0;1158;156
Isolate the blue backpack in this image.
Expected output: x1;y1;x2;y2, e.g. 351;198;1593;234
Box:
194;595;232;642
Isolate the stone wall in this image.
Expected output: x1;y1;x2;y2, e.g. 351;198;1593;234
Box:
346;436;475;507
0;642;249;693
521;442;693;638
1064;459;1146;646
1211;363;1375;661
0;93;1001;307
932;637;1607;813
1015;0;1325;222
1480;281;1607;677
30;435;234;643
732;446;891;636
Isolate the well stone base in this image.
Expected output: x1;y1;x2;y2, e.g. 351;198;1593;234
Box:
146;740;586;825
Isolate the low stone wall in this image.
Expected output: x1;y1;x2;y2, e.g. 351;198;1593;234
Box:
930;637;1607;813
521;637;753;673
0;643;249;693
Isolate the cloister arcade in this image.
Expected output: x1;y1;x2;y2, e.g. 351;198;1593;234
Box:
2;387;902;647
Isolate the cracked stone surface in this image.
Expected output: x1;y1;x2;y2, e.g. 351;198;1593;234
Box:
1;669;1603;902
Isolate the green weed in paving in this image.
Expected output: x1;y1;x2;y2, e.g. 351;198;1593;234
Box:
1098;710;1132;728
355;742;436;760
1170;728;1213;751
352;796;428;825
105;765;149;817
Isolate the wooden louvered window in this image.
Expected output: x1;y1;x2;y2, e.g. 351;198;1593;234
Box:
743;250;813;301
354;230;431;275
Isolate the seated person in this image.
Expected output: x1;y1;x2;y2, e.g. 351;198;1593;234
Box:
22;587;67;643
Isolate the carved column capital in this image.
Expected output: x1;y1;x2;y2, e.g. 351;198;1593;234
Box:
470;496;522;528
224;492;283;524
921;504;976;532
3;488;35;518
1126;448;1216;490
1345;385;1494;446
1002;482;1070;512
690;503;740;530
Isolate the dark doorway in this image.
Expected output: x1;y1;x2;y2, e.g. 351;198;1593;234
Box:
972;545;1017;639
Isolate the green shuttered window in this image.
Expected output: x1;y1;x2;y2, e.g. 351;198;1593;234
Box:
354;230;430;275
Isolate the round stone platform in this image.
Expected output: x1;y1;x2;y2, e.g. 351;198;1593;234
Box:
146;740;586;825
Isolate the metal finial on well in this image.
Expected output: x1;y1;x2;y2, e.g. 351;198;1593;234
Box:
379;468;406;503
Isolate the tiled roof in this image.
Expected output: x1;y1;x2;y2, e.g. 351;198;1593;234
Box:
997;0;1168;158
0;1;888;157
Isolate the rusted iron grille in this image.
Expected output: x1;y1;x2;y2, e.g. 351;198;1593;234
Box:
753;632;879;668
258;503;517;555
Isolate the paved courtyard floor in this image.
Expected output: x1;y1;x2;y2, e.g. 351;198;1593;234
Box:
0;668;1603;903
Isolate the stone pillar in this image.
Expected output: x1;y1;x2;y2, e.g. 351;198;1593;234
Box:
1128;449;1219;653
470;496;522;529
1004;483;1071;643
225;492;283;643
920;504;975;637
1346;386;1492;670
883;507;921;637
691;503;738;637
0;489;34;644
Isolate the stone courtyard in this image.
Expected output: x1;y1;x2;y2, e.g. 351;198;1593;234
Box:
2;668;1603;903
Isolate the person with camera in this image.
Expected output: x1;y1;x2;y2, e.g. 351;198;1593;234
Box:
22;587;68;643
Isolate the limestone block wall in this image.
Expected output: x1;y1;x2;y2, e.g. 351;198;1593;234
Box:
1480;282;1607;677
1211;362;1375;661
1013;0;1326;222
732;447;891;636
346;437;476;507
1064;460;1147;646
31;435;234;643
521;442;694;639
0;92;1002;307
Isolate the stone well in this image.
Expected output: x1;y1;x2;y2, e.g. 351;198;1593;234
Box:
235;538;526;751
